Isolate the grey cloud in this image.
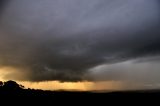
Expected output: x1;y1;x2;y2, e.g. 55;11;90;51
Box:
0;0;160;81
89;57;160;84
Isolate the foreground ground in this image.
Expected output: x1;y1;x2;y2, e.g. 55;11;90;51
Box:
0;80;160;99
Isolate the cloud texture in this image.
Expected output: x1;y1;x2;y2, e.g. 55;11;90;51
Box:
0;0;160;82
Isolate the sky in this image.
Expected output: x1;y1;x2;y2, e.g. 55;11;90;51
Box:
0;0;160;91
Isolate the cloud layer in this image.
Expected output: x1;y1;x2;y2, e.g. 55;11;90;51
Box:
0;0;160;82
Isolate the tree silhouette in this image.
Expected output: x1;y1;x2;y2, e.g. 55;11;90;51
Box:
0;81;3;86
3;80;24;90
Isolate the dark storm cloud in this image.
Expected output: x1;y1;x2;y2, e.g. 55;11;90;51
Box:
0;0;160;81
0;0;10;13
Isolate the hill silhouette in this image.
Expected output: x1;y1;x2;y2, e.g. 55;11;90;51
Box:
0;80;160;98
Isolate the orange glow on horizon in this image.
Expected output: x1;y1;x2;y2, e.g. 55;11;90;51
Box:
0;67;123;91
18;81;94;91
17;81;124;91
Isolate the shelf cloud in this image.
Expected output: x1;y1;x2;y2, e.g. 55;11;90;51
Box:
0;0;160;82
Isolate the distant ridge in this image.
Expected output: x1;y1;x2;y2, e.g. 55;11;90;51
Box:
0;80;160;97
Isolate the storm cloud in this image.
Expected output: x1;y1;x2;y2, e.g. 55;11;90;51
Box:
0;0;160;82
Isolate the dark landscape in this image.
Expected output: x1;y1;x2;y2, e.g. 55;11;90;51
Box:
0;80;160;98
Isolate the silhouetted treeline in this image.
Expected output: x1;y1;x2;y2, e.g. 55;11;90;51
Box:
1;80;160;98
0;80;54;96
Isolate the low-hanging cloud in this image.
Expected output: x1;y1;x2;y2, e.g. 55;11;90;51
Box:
90;57;160;82
0;0;160;82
